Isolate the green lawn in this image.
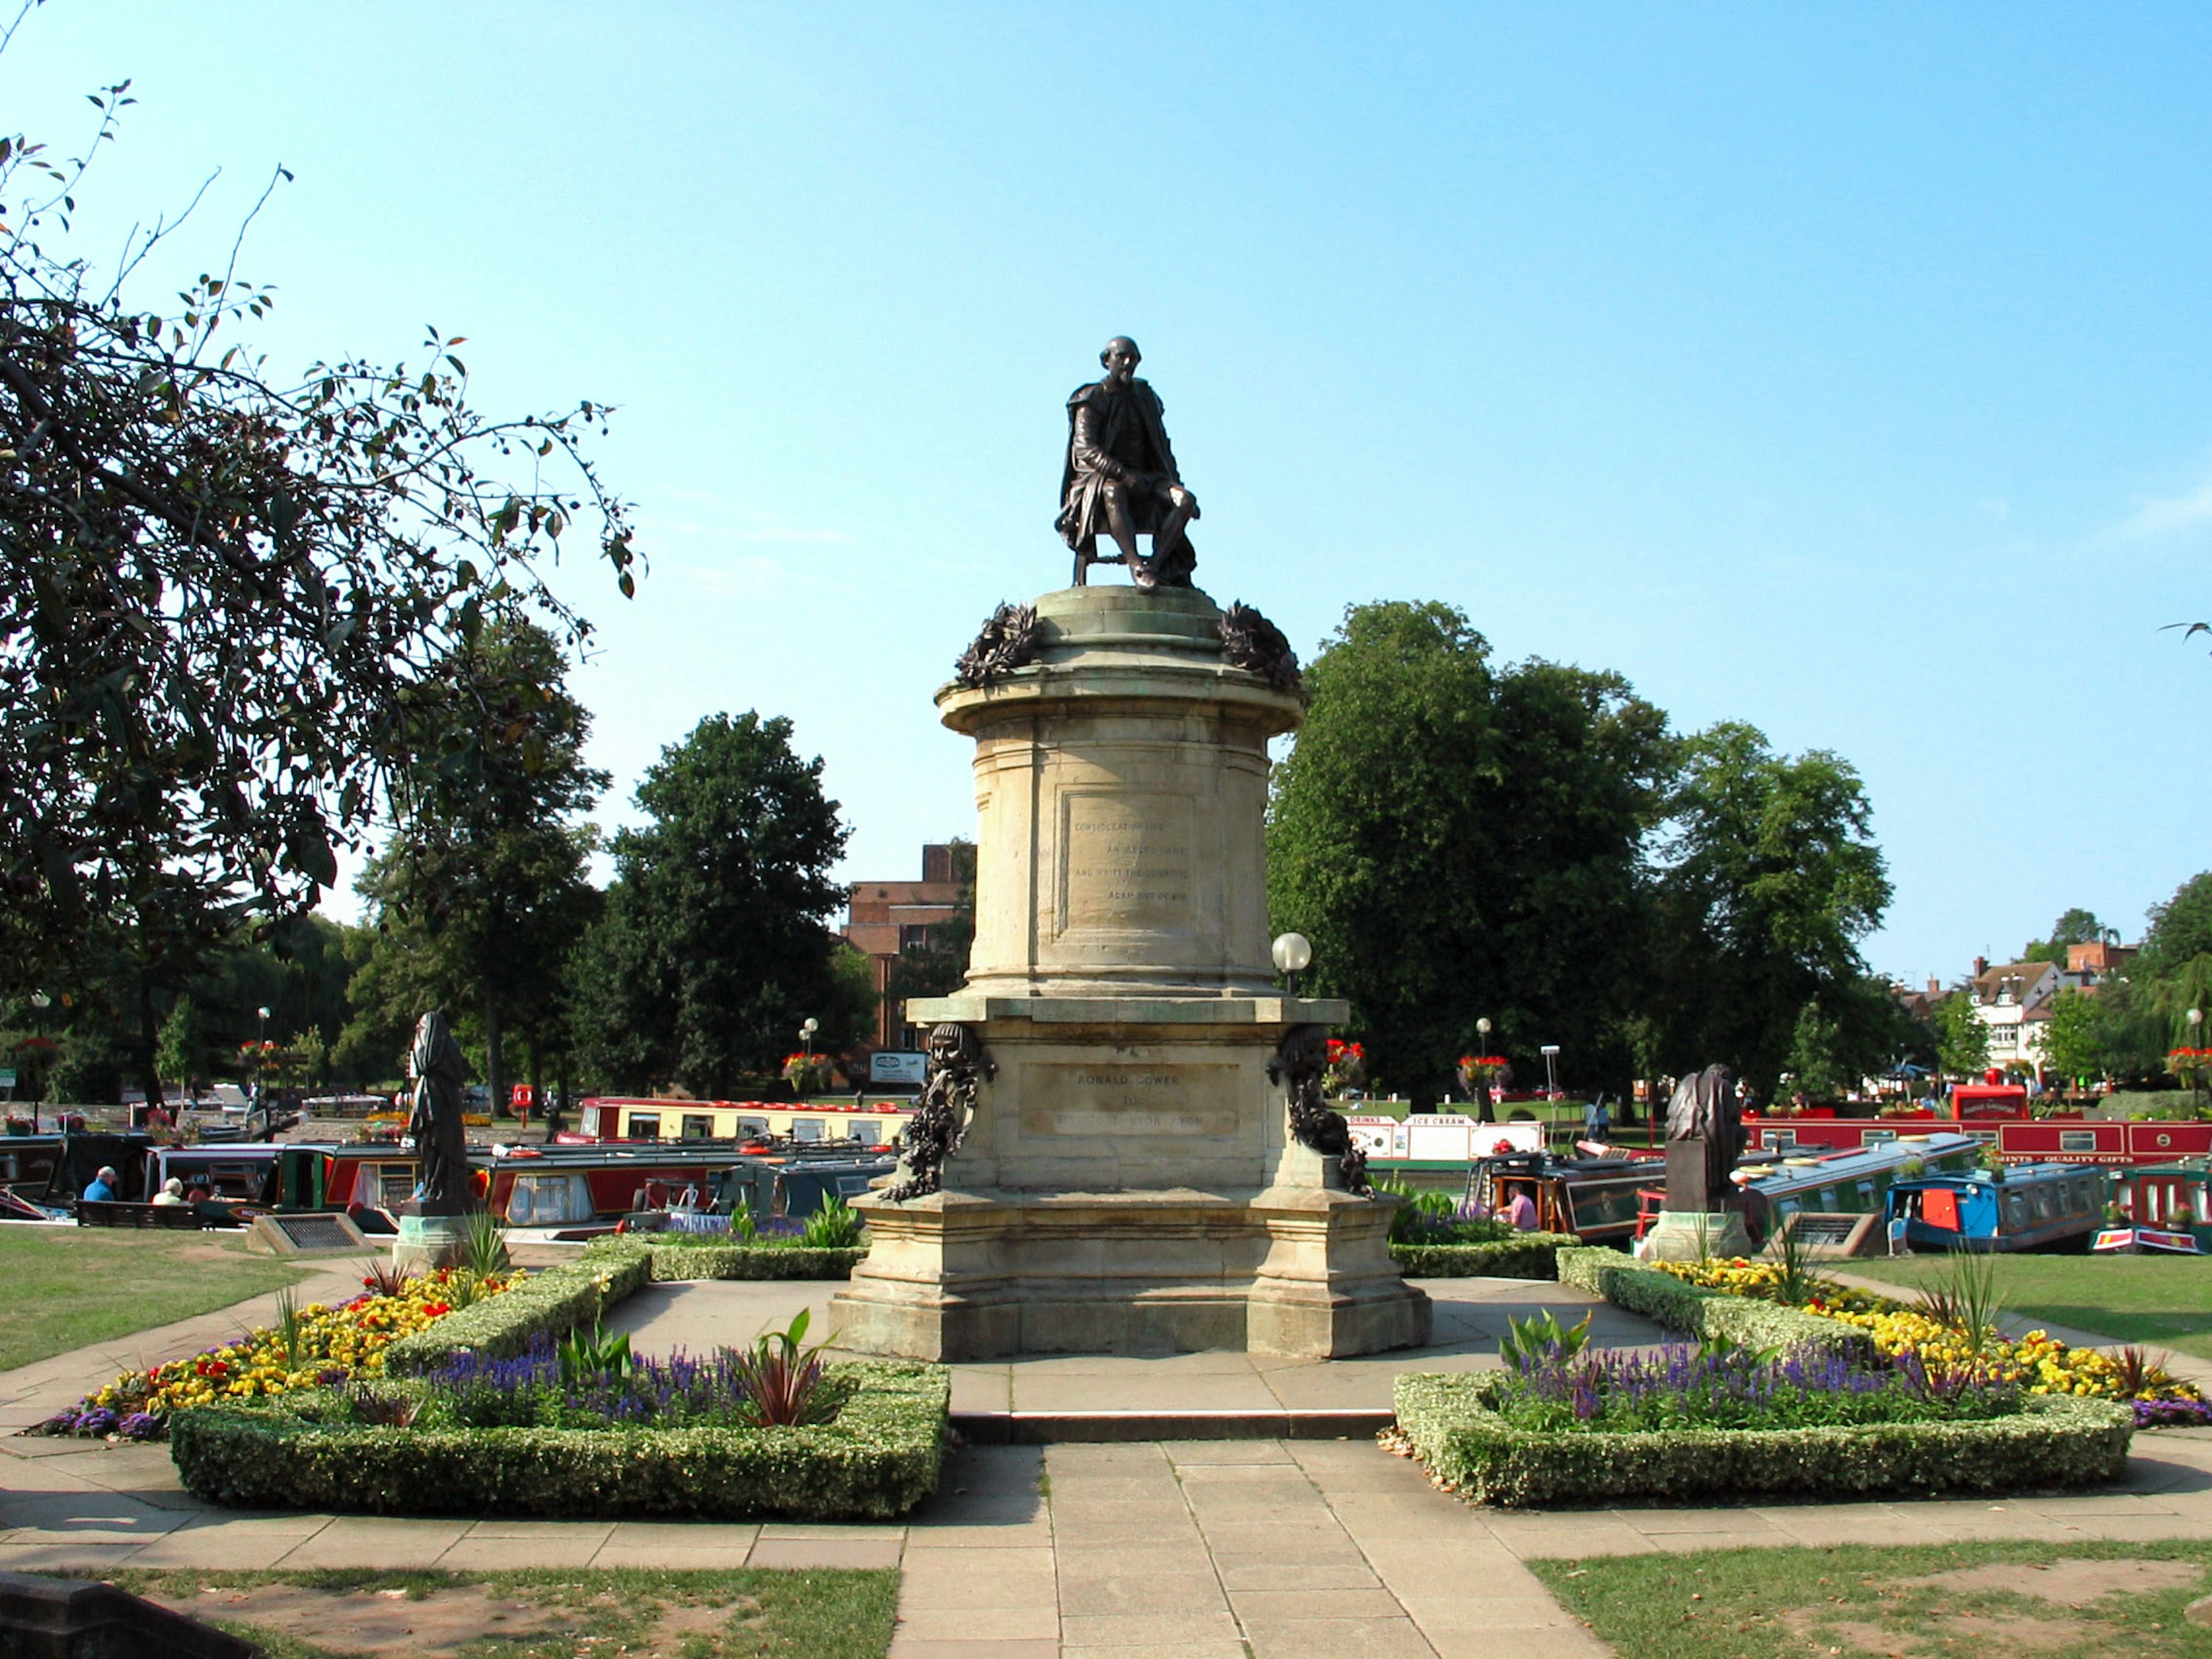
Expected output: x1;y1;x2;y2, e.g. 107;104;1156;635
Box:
97;1566;899;1659
0;1228;313;1372
1845;1253;2212;1360
1531;1538;2212;1659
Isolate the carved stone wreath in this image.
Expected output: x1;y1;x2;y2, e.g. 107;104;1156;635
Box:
1267;1024;1370;1194
884;1022;994;1202
1219;601;1302;695
954;602;1042;689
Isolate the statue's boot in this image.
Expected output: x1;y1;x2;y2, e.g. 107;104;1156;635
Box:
1127;551;1158;590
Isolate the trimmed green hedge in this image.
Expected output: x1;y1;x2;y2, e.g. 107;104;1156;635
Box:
588;1237;868;1282
169;1361;948;1521
1393;1371;2133;1508
1556;1245;1863;1355
382;1251;651;1374
1391;1233;1581;1279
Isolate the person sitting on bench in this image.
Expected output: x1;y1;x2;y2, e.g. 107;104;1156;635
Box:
150;1177;187;1207
81;1166;119;1203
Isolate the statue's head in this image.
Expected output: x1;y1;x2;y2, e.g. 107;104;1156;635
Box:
926;1022;978;1069
1100;336;1141;382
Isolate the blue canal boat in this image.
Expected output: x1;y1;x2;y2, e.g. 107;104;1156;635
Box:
1887;1161;2104;1252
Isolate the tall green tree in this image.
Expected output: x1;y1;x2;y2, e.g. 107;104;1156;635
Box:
572;713;856;1097
2023;908;2116;965
345;615;606;1113
1932;991;1991;1079
1650;723;1892;1099
0;60;632;1106
1267;601;1672;1104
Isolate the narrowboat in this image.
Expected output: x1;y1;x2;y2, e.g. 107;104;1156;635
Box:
1744;1108;2212;1169
2095;1161;2210;1254
1471;1152;1654;1245
1887;1161;2105;1253
1344;1114;1548;1174
576;1096;911;1149
1733;1134;1984;1245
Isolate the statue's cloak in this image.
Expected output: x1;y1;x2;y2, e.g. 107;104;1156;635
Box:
1055;377;1188;552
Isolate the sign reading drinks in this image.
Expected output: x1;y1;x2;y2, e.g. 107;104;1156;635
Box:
1021;1062;1238;1138
1059;789;1194;933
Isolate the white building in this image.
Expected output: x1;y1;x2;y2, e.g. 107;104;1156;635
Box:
1969;959;2061;1073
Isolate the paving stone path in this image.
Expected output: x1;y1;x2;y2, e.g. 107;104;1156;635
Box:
3;1270;2212;1657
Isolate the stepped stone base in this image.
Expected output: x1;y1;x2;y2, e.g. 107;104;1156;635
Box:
830;1180;1431;1362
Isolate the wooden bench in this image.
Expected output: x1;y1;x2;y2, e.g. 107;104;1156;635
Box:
77;1200;204;1230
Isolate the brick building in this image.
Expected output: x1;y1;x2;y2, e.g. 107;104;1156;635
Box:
843;843;974;1052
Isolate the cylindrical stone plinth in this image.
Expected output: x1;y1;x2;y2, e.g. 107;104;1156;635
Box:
940;586;1302;999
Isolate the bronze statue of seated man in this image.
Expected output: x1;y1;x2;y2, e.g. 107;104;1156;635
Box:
1056;336;1199;590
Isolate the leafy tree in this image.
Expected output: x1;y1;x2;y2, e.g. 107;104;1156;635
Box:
154;996;202;1097
572;713;853;1097
0;60;634;1104
1932;991;1991;1079
1650;723;1892;1098
2023;908;2115;965
2041;988;2113;1087
1783;1000;1846;1098
1783;978;1922;1098
2140;874;2212;978
345;614;605;1114
1267;601;1672;1104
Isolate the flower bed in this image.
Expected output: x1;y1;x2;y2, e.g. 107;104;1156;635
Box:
1393;1369;2133;1508
167;1359;949;1521
1645;1256;2212;1423
1556;1246;1862;1355
1483;1342;2022;1435
381;1247;651;1373
41;1267;525;1440
1391;1233;1582;1279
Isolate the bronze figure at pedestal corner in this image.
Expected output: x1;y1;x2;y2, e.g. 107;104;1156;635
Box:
1056;336;1200;592
1665;1062;1742;1210
403;1010;473;1217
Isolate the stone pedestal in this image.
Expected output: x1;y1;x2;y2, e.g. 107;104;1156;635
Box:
830;585;1430;1361
1634;1209;1754;1263
392;1210;470;1274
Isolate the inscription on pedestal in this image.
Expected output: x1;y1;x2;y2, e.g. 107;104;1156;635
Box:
1058;790;1194;933
1021;1061;1239;1138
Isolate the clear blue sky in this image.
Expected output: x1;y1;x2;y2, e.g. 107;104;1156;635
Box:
14;2;2212;987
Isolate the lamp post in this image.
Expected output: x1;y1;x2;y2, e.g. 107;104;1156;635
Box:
1271;933;1313;997
1474;1017;1494;1123
1540;1044;1561;1101
27;991;48;1134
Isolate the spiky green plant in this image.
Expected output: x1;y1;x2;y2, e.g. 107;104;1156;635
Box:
800;1196;865;1249
1498;1308;1594;1371
1918;1244;2004;1359
459;1209;512;1278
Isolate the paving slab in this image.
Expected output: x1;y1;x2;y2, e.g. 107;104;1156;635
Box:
14;1255;2212;1659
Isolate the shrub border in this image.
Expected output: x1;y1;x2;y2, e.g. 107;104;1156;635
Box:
168;1361;949;1521
381;1249;652;1374
1393;1370;2134;1508
597;1237;868;1282
1391;1233;1581;1279
1556;1244;1863;1355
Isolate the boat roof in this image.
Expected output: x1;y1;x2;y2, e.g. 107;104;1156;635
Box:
1893;1160;2095;1189
1740;1133;1981;1194
2116;1160;2211;1179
